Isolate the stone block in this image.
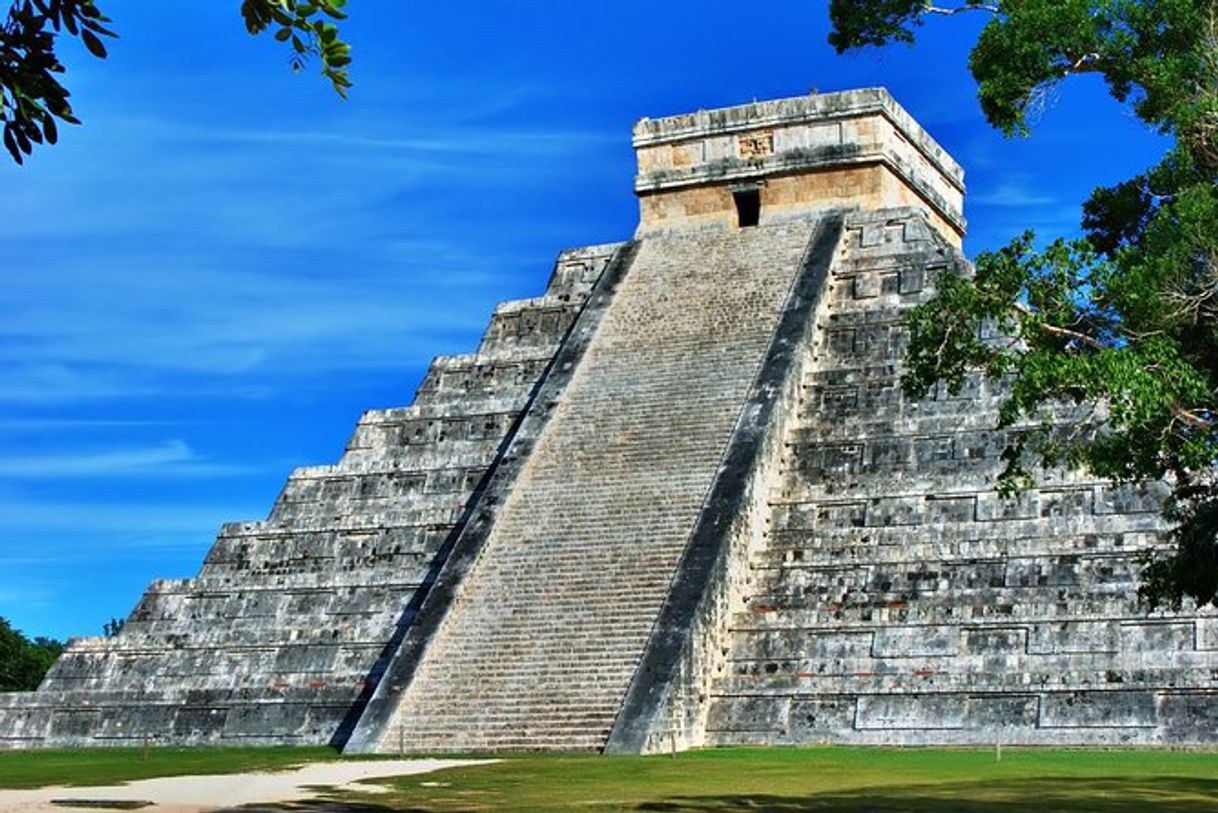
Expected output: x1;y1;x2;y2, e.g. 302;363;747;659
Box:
962;627;1027;655
223;703;309;738
97;706;176;740
852;274;880;299
856;695;964;730
707;695;789;733
1195;618;1218;650
975;492;1039;522
925;495;976;524
1094;482;1170;515
1039;691;1156;728
963;695;1040;731
864;496;922;527
48;709;101;740
1158;692;1218;741
1028;621;1119;655
872;626;958;657
788;697;857;737
1119;622;1194;653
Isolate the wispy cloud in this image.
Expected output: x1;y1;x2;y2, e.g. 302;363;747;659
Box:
0;99;607;408
0;417;183;431
0;585;54;608
0;440;255;479
0;498;263;549
0;256;499;398
162;120;617;156
972;182;1058;208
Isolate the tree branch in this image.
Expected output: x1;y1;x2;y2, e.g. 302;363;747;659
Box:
924;3;1000;15
1170;404;1217;430
1058;52;1104;75
1010;303;1215;434
1011;302;1109;351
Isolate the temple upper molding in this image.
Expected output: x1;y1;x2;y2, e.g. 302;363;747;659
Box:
631;88;966;243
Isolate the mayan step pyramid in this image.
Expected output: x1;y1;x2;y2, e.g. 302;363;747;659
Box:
4;88;1217;753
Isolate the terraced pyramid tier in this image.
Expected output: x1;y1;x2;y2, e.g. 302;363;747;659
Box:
705;209;1218;747
0;244;622;749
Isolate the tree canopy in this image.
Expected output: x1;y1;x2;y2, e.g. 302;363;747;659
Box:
830;0;1218;608
0;616;62;691
0;0;351;164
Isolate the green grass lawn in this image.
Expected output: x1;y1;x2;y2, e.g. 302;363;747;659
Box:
4;746;1218;812
325;747;1218;813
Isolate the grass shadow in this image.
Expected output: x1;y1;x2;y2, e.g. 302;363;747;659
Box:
637;775;1218;812
224;802;400;812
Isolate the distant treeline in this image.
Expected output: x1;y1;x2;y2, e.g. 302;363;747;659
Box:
0;616;63;691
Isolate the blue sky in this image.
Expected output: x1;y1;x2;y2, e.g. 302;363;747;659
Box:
1;2;1167;641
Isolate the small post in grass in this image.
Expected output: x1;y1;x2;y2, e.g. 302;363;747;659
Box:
995;739;1002;762
669;730;677;758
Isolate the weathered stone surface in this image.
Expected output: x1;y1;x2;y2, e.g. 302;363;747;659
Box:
633;88;965;244
703;208;1218;748
4;88;1215;752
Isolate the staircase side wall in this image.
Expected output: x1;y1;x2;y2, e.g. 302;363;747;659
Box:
604;212;846;754
343;241;640;753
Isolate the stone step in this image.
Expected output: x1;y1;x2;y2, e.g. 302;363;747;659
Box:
402;703;620;720
394;735;606;753
743;562;1143;597
703;211;1213;748
399;720;614;736
403;656;644;675
365;220;822;752
140;574;424;594
337;444;502;470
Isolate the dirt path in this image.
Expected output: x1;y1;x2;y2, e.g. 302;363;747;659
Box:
0;758;491;812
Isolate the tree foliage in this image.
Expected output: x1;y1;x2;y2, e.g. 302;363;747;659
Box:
0;0;111;163
0;616;62;691
238;0;351;96
1;0;350;164
831;0;1218;609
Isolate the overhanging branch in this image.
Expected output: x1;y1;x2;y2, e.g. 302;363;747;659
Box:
924;3;1000;14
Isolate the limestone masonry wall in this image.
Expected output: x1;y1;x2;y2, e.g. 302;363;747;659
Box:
633;89;965;244
705;209;1218;746
0;244;621;749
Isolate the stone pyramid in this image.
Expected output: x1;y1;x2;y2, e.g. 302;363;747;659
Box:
4;89;1217;753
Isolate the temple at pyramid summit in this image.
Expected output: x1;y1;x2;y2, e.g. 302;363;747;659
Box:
4;88;1218;753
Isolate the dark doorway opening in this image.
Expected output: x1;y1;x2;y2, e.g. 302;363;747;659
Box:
733;188;760;228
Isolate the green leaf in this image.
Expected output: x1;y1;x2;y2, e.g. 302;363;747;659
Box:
3;128;23;164
80;28;107;58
